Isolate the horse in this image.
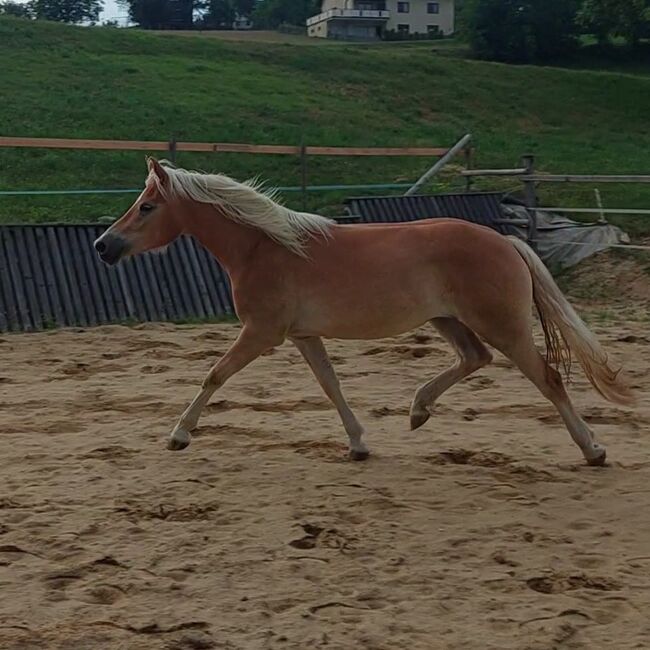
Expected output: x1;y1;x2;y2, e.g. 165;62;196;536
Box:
94;158;634;466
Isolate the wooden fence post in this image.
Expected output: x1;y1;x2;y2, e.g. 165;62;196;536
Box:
595;189;607;224
168;135;177;165
300;139;308;212
521;154;537;249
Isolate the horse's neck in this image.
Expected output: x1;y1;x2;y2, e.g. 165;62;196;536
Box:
185;203;265;278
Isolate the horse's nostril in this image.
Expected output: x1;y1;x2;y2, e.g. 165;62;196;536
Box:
95;239;107;254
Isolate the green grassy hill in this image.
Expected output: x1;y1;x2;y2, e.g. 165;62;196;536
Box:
1;17;649;235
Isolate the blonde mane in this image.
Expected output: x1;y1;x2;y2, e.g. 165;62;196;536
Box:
150;162;333;257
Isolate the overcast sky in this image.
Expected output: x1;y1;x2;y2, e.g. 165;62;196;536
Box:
102;0;128;23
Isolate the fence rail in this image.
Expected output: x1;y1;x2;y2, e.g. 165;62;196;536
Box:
522;174;650;184
0;136;450;158
0;182;415;197
462;155;650;244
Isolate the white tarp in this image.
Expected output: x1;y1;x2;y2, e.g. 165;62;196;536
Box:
501;200;630;270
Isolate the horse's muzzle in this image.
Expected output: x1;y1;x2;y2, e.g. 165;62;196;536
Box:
94;232;130;266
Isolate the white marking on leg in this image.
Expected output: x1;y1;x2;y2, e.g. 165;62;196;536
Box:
555;402;606;463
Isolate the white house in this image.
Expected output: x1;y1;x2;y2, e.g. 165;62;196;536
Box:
232;12;253;30
307;0;455;40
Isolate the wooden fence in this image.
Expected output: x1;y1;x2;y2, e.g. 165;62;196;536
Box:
0;136;450;157
462;154;650;243
0;135;458;210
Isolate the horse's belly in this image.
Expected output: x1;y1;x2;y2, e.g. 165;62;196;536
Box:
292;286;448;340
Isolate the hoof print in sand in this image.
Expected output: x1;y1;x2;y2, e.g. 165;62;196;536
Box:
527;573;621;594
289;523;356;553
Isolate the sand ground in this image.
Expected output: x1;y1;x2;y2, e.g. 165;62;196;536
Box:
1;320;649;649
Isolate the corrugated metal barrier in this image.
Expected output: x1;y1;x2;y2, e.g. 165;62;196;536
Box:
0;192;513;332
0;225;234;332
343;191;515;234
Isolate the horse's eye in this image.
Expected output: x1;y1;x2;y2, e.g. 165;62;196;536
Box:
140;203;155;214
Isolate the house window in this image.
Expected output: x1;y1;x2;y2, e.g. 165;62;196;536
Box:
397;2;410;13
427;24;439;35
397;23;410;34
427;2;439;13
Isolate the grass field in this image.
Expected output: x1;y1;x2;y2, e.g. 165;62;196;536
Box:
1;17;650;235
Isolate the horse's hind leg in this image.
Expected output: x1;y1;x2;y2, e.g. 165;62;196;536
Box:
410;317;492;430
292;336;370;461
499;336;606;466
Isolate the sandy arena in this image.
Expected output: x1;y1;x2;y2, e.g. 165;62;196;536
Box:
1;319;649;649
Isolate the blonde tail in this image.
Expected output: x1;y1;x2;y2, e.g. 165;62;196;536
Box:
508;237;635;406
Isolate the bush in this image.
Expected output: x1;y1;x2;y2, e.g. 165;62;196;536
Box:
0;1;33;17
466;0;579;63
578;0;650;47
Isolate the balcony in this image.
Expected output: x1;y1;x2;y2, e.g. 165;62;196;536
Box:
307;8;391;27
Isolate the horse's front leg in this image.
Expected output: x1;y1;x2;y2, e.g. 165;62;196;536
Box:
168;326;281;451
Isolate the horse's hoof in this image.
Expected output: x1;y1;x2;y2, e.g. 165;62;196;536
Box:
167;430;191;451
349;449;370;462
586;448;607;467
410;410;430;431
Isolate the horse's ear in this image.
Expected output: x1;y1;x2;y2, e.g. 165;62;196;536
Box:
146;157;169;187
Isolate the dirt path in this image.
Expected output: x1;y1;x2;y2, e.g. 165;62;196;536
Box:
1;322;649;649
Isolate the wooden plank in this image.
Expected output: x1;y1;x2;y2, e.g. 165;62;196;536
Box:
188;143;300;155
533;207;650;215
77;227;109;324
34;227;66;327
0;230;20;331
0;137;169;151
305;146;449;157
64;229;91;327
89;228;121;324
522;174;650;183
4;229;34;330
23;227;53;329
0;136;449;157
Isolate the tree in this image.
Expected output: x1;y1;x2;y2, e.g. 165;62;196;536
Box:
119;0;171;28
0;1;34;16
119;0;197;28
198;0;235;28
528;0;580;61
0;1;34;17
578;0;650;46
195;0;257;29
252;0;320;29
466;0;579;63
32;0;102;23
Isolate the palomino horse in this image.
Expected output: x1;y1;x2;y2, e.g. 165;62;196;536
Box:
94;158;633;465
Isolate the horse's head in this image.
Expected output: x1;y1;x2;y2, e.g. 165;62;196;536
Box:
94;158;183;265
